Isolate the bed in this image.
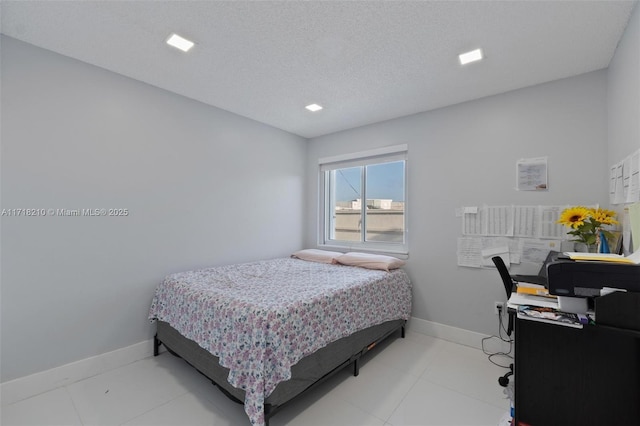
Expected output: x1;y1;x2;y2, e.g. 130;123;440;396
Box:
148;254;412;426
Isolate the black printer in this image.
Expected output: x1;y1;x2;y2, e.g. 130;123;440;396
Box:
547;259;640;297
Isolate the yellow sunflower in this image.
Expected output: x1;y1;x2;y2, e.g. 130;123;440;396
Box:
557;206;590;229
591;208;619;225
558;206;619;247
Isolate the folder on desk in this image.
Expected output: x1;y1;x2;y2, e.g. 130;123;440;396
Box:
516;282;553;297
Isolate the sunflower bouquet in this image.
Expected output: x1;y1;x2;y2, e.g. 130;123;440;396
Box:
557;206;618;248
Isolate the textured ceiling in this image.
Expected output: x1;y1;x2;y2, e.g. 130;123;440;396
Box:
1;1;637;138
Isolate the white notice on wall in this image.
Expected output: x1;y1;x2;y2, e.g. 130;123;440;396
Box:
485;205;514;236
623;155;632;202
626;150;640;203
516;157;548;191
457;237;483;267
514;206;539;238
461;208;484;235
481;245;510;268
539;206;566;239
613;162;625;204
611;163;620;204
521;239;562;263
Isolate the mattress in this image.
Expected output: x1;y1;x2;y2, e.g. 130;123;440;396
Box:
149;257;412;425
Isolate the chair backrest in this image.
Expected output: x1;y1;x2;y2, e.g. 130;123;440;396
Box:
492;256;514;298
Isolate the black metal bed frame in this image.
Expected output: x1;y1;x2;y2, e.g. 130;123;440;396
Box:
153;321;405;426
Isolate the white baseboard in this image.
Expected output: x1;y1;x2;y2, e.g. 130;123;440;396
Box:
1;338;163;406
406;316;512;355
2;319;508;407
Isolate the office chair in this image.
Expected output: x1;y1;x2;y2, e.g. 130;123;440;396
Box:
491;256;515;387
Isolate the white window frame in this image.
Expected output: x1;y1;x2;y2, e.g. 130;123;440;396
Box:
318;145;408;255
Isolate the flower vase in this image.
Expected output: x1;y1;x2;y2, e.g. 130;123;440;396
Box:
574;242;597;253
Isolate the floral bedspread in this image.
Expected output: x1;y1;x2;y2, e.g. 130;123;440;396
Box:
148;257;411;426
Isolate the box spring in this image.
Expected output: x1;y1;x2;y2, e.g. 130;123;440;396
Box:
155;319;404;422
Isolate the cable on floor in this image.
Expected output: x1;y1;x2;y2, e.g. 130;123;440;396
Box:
481;305;513;369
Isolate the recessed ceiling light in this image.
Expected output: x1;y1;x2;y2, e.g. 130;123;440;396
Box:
305;104;323;112
459;48;483;65
166;33;195;52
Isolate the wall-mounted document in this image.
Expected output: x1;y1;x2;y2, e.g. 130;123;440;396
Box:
457;237;520;268
623;155;632;202
539;205;566;239
457;204;571;268
517;157;548;191
610;149;639;205
457;237;484;268
611;162;624;204
485;205;514;236
626;150;639;203
460;204;570;239
521;239;562;263
514;206;539;238
481;245;510;267
461;207;483;235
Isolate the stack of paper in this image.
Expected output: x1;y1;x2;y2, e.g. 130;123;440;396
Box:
509;293;559;309
563;249;640;264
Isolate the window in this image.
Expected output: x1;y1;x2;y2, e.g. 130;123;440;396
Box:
319;145;408;254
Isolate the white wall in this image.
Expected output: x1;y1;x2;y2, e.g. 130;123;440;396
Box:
3;3;637;383
608;3;640;165
305;71;609;335
0;36;307;382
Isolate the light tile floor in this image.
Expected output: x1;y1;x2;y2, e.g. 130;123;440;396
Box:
1;331;512;426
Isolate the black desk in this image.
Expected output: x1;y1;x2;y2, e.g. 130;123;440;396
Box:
514;316;640;426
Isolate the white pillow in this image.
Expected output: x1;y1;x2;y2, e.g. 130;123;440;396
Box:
336;252;406;271
291;249;342;264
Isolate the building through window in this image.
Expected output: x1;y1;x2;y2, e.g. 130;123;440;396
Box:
319;145;407;254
